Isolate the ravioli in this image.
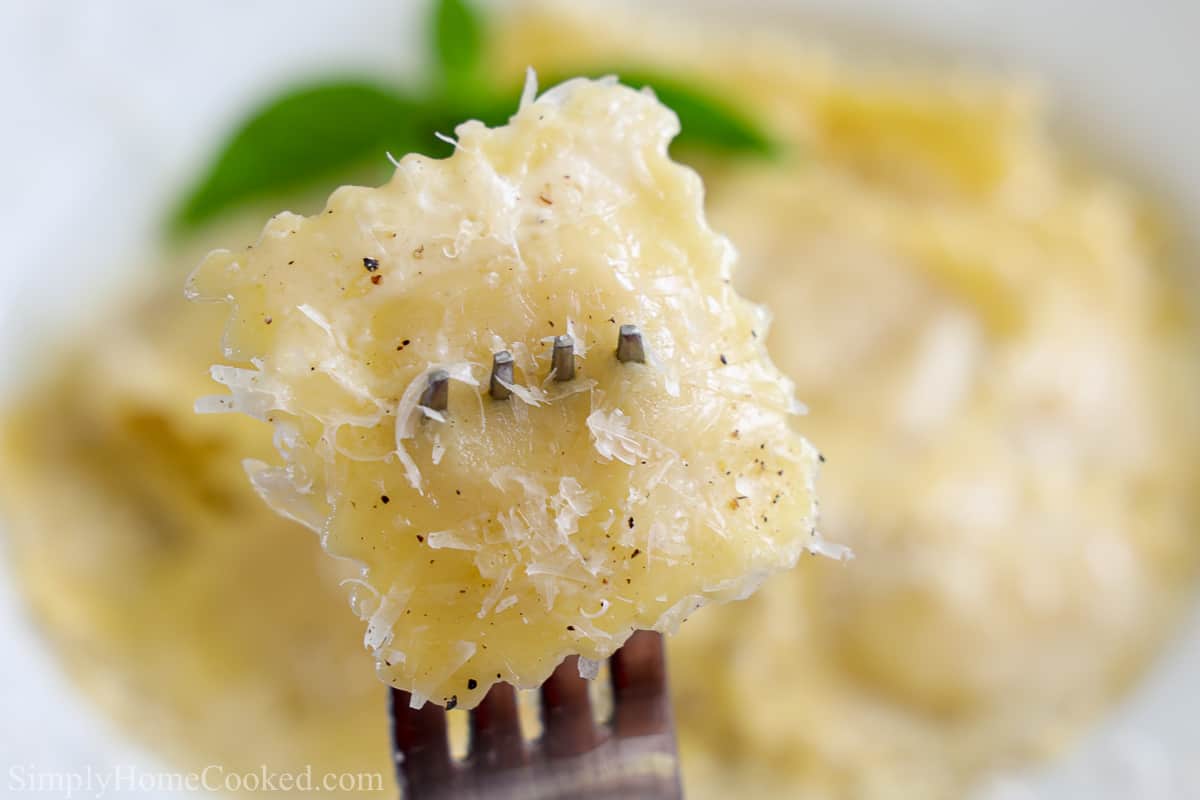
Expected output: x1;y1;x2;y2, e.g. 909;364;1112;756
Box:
188;77;823;709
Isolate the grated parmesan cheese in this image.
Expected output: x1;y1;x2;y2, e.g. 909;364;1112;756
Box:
188;78;822;709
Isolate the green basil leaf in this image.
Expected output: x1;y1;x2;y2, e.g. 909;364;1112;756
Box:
171;64;774;232
172;81;436;231
617;70;778;156
479;69;778;157
433;0;485;100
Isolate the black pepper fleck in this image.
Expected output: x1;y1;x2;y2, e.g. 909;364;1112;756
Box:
627;516;635;529
720;354;728;365
445;696;458;710
631;548;641;558
380;495;390;504
363;257;379;271
467;679;477;690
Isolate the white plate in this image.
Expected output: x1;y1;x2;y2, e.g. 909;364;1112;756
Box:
1;2;1197;797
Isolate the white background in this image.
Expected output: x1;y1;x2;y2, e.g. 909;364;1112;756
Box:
1;1;1198;797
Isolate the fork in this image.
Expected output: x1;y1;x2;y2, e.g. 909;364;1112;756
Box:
388;630;684;799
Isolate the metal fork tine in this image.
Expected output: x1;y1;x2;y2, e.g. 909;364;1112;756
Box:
468;683;527;770
610;631;671;738
616;324;646;363
389;637;681;799
390;687;454;793
539;655;599;758
420;369;450;413
551;335;576;382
